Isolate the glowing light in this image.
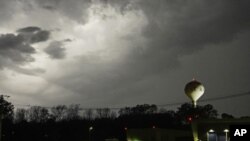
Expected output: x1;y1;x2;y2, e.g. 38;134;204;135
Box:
208;129;215;133
187;116;193;123
89;126;93;131
224;129;229;132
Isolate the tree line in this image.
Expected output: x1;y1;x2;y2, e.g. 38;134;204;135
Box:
11;103;237;124
12;103;220;123
0;95;239;141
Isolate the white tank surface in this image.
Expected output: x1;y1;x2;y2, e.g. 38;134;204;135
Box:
184;80;205;107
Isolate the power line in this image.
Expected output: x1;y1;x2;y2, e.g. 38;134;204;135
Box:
13;91;250;110
158;91;250;107
200;91;250;102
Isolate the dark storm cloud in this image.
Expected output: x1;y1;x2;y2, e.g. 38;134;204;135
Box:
17;26;50;43
0;34;35;66
30;30;50;43
44;41;66;59
1;0;246;115
103;0;250;49
17;26;41;33
108;1;242;55
90;0;250;75
0;26;50;74
131;0;249;78
47;0;250;108
107;0;250;78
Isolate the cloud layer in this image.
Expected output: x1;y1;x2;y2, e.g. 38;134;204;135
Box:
0;0;249;116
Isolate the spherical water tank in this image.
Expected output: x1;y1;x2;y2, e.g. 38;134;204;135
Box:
184;80;205;107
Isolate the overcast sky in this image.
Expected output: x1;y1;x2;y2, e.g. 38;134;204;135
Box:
0;0;249;117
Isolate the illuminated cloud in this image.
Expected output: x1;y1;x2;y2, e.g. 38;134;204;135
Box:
0;0;249;116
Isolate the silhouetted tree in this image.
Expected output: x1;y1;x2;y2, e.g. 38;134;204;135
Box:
132;104;157;115
240;116;250;119
95;108;117;119
176;103;218;124
221;113;234;119
158;109;176;117
0;102;231;141
0;95;14;120
110;111;117;119
200;104;218;118
119;104;157;116
118;107;132;116
51;105;67;121
96;108;109;118
26;106;50;122
83;108;94;120
14;108;27;123
65;104;81;120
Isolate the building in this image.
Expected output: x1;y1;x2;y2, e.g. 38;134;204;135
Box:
191;118;250;141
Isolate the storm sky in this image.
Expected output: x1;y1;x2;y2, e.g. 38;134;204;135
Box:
0;0;249;117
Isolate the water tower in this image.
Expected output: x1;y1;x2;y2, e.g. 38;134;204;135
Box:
184;79;205;108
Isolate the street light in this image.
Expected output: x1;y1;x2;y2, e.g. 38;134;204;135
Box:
224;129;229;141
207;129;215;141
89;126;93;131
89;126;93;141
209;129;215;133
